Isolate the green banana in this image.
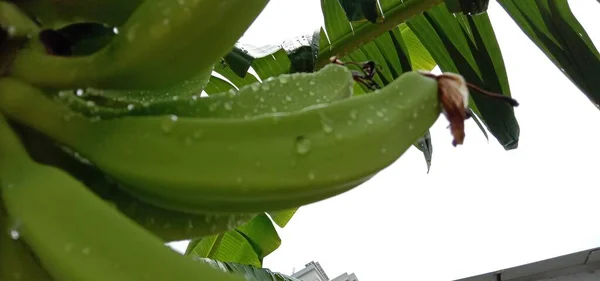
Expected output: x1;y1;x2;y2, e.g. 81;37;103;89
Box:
9;0;270;90
9;0;145;29
54;65;213;117
57;63;354;119
0;68;442;214
0;114;245;281
0;203;54;281
10;121;256;242
0;1;40;38
96;180;257;242
76;67;213;105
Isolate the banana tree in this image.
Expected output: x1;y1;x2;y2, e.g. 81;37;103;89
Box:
0;0;598;281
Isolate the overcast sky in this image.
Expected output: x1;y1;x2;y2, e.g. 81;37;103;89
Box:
170;1;600;280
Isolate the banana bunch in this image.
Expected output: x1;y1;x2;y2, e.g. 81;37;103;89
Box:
0;0;473;280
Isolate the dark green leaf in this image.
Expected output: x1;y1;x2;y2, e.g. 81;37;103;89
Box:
287;34;319;74
213;60;260;89
338;0;382;23
215;34;319;85
497;0;600;110
339;0;367;21
445;0;490;15
223;48;254;78
317;0;446;68
407;3;520;149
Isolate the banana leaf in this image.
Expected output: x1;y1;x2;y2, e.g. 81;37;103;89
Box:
205;35;317;94
406;2;520;149
196;258;301;281
337;0;383;23
445;0;490;15
204;75;237;94
267;208;298;228
185;214;281;268
316;0;445;68
497;0;600;110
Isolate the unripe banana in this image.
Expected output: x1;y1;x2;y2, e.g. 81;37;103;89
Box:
0;114;245;281
54;66;213;118
12;121;256;242
78;66;213;106
0;204;54;281
9;0;144;29
88;173;258;242
57;64;354;119
0;70;441;214
0;1;40;38
9;0;270;90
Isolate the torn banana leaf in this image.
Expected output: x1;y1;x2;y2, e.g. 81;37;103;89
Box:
498;0;600;110
406;2;520;149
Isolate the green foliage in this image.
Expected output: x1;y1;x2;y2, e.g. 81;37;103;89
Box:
498;0;600;109
0;0;597;280
406;2;519;149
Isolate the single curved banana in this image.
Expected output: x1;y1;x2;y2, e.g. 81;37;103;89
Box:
9;0;270;90
12;121;256;242
0;68;442;214
88;173;258;242
0;203;54;281
0;114;245;281
57;64;354;119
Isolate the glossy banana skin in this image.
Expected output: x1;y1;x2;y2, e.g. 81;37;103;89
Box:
0;70;441;214
98;181;256;242
9;0;270;90
74;66;214;106
0;114;246;281
58;64;355;119
11;122;256;242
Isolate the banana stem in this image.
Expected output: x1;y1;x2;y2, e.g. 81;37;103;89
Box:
316;0;444;69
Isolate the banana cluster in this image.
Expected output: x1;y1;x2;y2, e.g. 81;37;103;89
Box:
0;0;447;280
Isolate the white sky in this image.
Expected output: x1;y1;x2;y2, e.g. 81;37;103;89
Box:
170;1;600;280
